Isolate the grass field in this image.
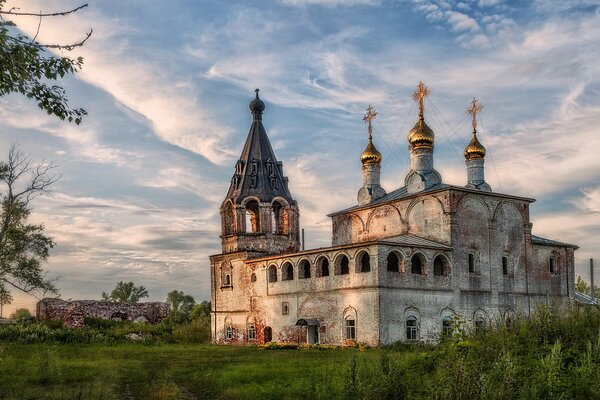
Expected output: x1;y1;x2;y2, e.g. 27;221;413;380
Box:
0;343;376;399
1;307;599;400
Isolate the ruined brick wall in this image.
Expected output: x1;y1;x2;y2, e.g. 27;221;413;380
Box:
36;299;170;328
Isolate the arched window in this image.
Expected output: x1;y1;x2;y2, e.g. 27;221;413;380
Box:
250;273;257;283
317;257;329;277
502;256;508;276
468;253;475;273
224;317;233;340
335;255;350;275
268;265;278;283
442;316;453;338
406;316;418;340
357;251;371;273
299;260;311;279
225;274;231;286
282;262;294;281
344;316;356;340
244;199;260;233
387;252;400;272
411;254;424;275
433;255;448;276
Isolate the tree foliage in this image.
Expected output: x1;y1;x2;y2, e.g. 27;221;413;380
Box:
190;300;211;321
0;1;91;123
102;281;149;304
0;144;57;297
576;276;600;298
0;284;12;318
9;307;31;320
166;290;195;323
166;290;195;314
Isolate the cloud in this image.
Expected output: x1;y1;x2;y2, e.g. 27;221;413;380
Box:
280;0;379;5
4;0;234;165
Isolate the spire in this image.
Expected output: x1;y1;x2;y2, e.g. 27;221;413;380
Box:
464;98;491;192
408;81;435;149
360;105;382;165
225;89;295;204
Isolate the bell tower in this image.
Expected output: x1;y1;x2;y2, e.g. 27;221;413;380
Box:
220;89;300;255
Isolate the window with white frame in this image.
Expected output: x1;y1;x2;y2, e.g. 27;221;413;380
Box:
225;325;233;340
247;323;256;340
442;316;453;338
345;317;356;340
406;316;418;340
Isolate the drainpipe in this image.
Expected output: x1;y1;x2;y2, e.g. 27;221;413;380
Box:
591;259;595;304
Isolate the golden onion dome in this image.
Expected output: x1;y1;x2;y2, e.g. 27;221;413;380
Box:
360;138;382;165
464;131;486;161
408;116;435;149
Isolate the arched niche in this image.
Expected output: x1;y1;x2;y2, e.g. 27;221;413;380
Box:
365;205;403;239
333;214;365;246
407;197;445;240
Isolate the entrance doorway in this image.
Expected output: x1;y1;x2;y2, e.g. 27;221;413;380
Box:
263;326;272;343
295;318;320;344
307;325;319;344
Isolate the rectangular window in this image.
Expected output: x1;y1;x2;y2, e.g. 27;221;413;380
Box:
468;253;475;273
345;319;356;340
502;256;508;276
406;318;417;340
282;302;289;315
549;257;555;274
247;325;256;340
225;326;233;340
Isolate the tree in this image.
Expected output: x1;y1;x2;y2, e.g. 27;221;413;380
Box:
167;290;195;314
0;1;91;123
0;144;58;298
190;300;211;321
576;276;600;298
0;284;12;318
102;281;149;304
9;307;31;320
166;290;195;323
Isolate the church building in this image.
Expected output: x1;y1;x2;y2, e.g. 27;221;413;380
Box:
209;84;577;345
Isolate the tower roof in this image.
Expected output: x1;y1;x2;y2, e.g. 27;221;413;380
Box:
224;90;295;205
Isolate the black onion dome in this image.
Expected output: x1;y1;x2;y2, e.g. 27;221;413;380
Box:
249;88;265;114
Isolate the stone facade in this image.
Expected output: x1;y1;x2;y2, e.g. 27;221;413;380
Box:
36;298;170;328
210;90;577;346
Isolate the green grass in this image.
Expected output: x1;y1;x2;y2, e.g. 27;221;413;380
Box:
0;343;371;399
0;306;599;399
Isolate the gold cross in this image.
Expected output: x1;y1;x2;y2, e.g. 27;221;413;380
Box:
411;81;431;117
466;98;483;132
363;105;377;139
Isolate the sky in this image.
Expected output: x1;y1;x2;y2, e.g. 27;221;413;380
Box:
1;0;599;315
